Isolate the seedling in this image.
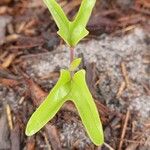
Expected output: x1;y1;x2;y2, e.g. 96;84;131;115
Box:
26;0;104;146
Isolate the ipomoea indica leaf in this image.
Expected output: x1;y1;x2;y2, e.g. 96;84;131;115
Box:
43;0;96;47
26;69;104;146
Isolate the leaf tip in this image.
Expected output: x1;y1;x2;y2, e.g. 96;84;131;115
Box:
25;123;34;136
69;58;82;71
93;135;104;146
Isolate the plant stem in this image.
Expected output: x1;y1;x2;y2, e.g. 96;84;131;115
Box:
70;47;74;64
70;47;75;76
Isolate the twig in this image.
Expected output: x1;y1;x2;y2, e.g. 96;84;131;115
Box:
116;81;126;98
118;109;130;150
26;137;35;150
0;34;19;45
126;143;139;150
104;142;115;150
5;104;13;130
63;0;81;14
121;62;130;88
2;53;16;68
70;47;74;64
142;83;150;95
19;97;25;105
116;138;141;144
45;124;62;150
144;122;150;128
121;25;137;33
43;132;52;150
132;6;150;15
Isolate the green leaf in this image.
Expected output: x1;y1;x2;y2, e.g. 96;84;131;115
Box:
25;69;71;136
26;69;104;146
43;0;96;46
66;70;104;145
70;0;96;46
69;58;82;71
43;0;70;45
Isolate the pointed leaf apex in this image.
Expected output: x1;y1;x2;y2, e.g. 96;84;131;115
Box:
69;58;82;71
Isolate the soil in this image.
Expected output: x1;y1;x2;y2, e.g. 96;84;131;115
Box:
0;0;149;150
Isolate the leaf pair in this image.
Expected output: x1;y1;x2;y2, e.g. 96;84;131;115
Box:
26;69;104;146
43;0;96;47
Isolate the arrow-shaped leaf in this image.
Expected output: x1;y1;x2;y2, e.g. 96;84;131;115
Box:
43;0;96;46
70;0;96;46
67;70;104;145
25;70;71;136
43;0;70;45
26;69;104;146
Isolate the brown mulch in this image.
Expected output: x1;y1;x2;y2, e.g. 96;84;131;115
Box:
0;0;149;149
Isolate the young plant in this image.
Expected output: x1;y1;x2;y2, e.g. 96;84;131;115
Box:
26;0;104;146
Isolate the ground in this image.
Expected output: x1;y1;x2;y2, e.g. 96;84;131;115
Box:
0;0;149;150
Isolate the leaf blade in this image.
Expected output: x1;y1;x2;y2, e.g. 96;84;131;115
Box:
43;0;96;47
70;0;96;46
67;70;104;145
43;0;70;45
26;70;71;136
